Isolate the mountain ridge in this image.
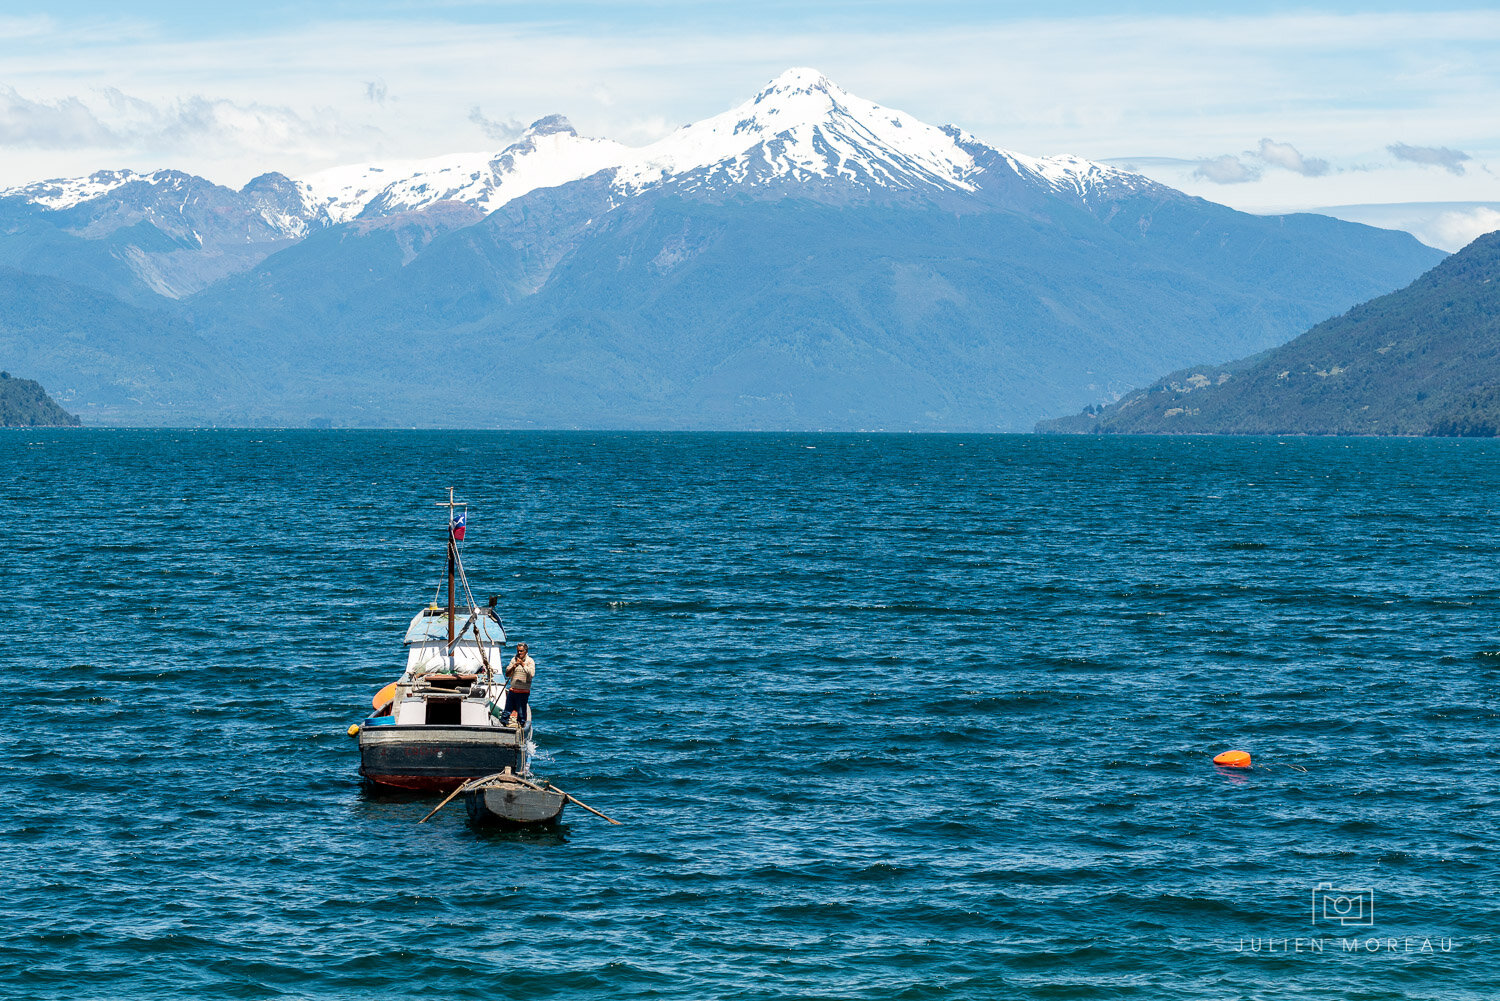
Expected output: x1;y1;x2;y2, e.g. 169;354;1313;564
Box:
1036;230;1500;436
0;69;1450;429
2;68;1172;239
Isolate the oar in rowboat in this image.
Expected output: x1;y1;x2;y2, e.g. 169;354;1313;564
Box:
473;773;620;824
416;767;532;824
415;770;622;825
417;777;476;824
542;782;621;825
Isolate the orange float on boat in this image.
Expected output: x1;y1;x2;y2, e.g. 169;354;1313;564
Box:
1213;750;1252;768
372;681;398;710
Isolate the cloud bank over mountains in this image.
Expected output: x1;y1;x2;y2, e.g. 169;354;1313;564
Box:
468;106;525;144
1428;206;1500;247
0;84;371;159
1;10;1494;181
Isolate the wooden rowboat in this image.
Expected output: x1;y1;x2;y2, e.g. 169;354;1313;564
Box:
462;769;567;826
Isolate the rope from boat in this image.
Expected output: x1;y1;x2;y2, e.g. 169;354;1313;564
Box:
453;547;506;686
453;546;477;615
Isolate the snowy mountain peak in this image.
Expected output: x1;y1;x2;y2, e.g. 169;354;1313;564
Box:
607;68;980;197
3;168;153;210
740;66;859;133
525;114;578;138
754;67;840;102
299;115;627;223
286;69;1158;220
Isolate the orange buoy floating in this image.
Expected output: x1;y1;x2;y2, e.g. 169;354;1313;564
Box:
1213;750;1252;768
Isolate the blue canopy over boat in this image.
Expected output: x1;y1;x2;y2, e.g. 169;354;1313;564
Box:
404;606;507;646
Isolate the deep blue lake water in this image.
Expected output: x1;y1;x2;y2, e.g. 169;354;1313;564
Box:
2;430;1498;999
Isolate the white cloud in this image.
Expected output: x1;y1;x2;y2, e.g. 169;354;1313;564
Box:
1296;201;1500;252
467;106;523;143
0;15;55;41
0;83;378;172
1255;138;1329;177
0;86;114;147
1193;139;1333;184
615;114;675;145
1388;142;1471;175
1194;154;1259;184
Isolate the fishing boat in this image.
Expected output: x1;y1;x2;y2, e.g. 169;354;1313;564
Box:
352;490;536;792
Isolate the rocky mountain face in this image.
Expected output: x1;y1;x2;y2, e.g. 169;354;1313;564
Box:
1037;230;1500;436
0;69;1449;429
0;168;326;302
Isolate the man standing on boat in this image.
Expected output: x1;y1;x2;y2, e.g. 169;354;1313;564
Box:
504;643;535;725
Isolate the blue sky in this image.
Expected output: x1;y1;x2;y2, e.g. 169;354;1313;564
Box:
2;1;1497;247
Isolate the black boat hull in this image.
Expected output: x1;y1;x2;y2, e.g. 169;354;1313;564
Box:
358;724;522;791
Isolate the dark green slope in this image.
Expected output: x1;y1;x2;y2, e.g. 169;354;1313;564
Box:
1038;230;1500;436
0;371;79;426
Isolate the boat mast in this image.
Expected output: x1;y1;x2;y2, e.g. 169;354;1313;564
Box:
437;487;462;668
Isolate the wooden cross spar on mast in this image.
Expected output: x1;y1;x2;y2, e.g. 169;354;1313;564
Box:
435;487;467;662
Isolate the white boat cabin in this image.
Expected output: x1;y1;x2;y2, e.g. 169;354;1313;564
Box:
403;605;506;675
387;605;515;727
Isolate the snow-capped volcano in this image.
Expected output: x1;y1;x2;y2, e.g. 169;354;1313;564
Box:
293;68;989;221
290;68;1158;222
611;67;981;196
1;68;1156;228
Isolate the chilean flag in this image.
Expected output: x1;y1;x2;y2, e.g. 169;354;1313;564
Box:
451;511;466;541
